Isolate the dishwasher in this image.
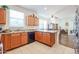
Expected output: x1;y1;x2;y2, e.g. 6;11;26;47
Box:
28;32;35;43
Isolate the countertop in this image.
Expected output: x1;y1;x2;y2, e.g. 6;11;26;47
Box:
0;30;58;34
0;31;33;34
36;30;58;33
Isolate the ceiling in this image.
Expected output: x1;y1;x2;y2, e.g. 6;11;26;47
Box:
20;5;78;19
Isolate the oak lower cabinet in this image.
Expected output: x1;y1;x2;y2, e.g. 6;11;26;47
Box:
1;32;28;52
35;32;55;46
35;32;43;42
1;34;11;51
43;33;55;46
51;33;55;45
21;32;28;45
11;33;21;49
42;33;51;45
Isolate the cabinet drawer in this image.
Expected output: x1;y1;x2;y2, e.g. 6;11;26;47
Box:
43;33;51;45
21;32;28;45
1;34;11;51
35;32;42;42
11;33;21;48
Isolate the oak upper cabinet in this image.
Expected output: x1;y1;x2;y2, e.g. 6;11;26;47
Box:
27;15;39;26
21;32;28;45
0;8;6;24
27;15;35;26
34;17;39;26
35;32;43;42
11;33;21;48
1;34;11;51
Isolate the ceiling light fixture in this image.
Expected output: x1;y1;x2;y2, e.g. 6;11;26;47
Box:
44;7;47;10
51;15;53;18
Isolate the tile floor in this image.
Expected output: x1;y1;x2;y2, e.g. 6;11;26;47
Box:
6;41;75;54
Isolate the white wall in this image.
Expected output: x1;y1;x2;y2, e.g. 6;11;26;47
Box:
56;16;75;34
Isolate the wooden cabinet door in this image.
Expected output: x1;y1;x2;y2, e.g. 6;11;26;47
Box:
35;32;42;42
50;33;55;45
1;34;11;51
28;16;34;26
21;32;28;45
11;33;17;48
11;33;21;48
35;32;38;41
43;32;51;45
34;17;39;26
16;33;21;47
0;8;6;24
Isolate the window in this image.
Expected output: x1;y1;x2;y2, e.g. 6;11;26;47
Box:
9;9;25;27
39;18;48;30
